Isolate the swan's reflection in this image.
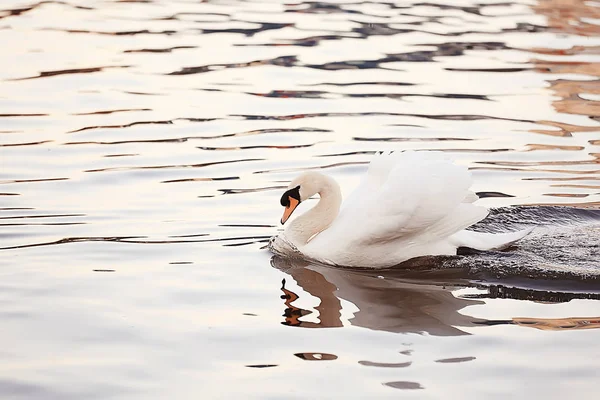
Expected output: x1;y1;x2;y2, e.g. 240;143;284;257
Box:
273;256;482;336
271;256;600;336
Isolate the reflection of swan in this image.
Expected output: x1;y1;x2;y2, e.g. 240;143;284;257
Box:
270;151;530;268
272;256;483;336
272;256;600;336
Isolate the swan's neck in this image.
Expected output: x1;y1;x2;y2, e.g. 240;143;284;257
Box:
284;176;341;247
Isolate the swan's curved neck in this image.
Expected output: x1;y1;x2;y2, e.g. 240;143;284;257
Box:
285;175;341;246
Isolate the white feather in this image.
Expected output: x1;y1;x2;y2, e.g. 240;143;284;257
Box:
277;151;531;268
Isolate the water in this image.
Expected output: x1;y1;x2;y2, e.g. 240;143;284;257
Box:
1;0;600;398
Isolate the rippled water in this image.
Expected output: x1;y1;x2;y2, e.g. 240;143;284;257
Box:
1;0;600;398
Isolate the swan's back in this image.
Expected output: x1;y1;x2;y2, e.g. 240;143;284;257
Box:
304;151;489;267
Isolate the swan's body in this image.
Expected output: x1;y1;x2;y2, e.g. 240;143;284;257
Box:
270;151;531;268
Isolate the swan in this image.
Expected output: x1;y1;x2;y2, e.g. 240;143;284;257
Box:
269;151;532;268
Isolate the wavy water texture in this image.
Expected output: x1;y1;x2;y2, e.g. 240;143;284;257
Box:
1;0;600;398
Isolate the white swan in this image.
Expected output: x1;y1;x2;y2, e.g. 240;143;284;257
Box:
270;151;532;268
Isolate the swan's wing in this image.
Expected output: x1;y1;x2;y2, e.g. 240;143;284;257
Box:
340;151;447;211
319;151;488;246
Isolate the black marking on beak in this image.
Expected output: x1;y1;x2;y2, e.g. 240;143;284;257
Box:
280;185;301;207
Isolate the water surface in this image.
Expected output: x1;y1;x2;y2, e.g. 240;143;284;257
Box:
1;0;600;398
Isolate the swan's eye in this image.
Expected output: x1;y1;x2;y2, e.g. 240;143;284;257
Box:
280;185;301;206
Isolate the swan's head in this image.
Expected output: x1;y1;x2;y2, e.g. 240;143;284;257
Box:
279;172;323;225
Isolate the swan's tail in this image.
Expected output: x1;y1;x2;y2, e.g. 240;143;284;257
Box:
451;227;534;251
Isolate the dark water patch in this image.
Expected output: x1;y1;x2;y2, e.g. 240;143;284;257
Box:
9;66;130;81
235;35;345;47
294;352;337;361
247;90;329;99
169;234;209;238
201;22;293;37
435;357;476;363
67;119;174;133
84;158;263;173
103;154;139;158
245;364;278;368
72;108;151;115
167;55;297;75
232;112;532;123
302;81;415;87
0;207;34;211
219;224;276;228
446;67;533;72
0;113;48;117
67;137;192;145
0;178;68;184
383;381;423;390
124;46;196;53
0;1;93;20
358;361;412;368
415;41;511;51
402;2;518;16
44;28;177;36
284;2;372;15
0;140;53;147
0;193;20;196
0;214;84;220
353;137;471;142
315;148;512;157
349;21;546;38
422;148;511;153
93;269;115;272
197;143;316;151
161;176;239;184
316;151;375;157
121;90;164;96
476;159;598;167
120;236;273;245
0;222;86;226
303;43;509;70
169;261;193;265
246;90;490;101
476;191;515;198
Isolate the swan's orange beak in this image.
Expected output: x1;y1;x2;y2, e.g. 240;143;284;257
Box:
281;197;300;225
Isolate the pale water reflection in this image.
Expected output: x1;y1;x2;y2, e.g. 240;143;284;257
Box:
1;0;600;398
